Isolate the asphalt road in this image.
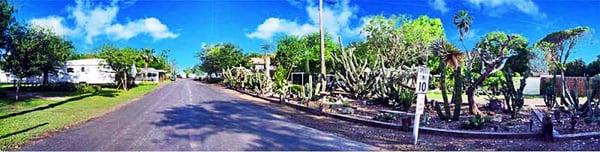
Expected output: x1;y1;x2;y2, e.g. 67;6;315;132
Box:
22;79;377;151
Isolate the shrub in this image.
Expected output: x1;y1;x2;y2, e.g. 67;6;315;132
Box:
75;83;101;94
373;112;397;122
462;114;492;129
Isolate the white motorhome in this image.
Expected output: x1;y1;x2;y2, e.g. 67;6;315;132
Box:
0;70;12;83
51;58;116;84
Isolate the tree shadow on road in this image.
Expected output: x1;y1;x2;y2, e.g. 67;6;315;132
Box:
151;100;372;151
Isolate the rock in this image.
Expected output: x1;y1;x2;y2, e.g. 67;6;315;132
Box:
491;115;503;123
339;107;355;114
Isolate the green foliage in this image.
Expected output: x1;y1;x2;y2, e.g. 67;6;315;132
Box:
273;33;338;73
564;59;586;76
431;39;463;121
273;66;290;97
586;56;600;76
197;43;248;76
462;114;492;129
222;67;252;89
0;0;13;46
74;83;101;94
98;46;141;90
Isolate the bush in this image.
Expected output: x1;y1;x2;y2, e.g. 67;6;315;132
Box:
75;83;101;94
462;114;492;129
373;112;397;122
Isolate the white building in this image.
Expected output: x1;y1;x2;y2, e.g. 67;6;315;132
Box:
51;58;117;84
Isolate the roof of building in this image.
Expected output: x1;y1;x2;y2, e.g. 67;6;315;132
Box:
139;68;166;73
250;57;271;65
66;58;108;66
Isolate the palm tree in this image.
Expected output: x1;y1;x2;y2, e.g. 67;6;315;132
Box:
140;48;156;82
453;10;472;45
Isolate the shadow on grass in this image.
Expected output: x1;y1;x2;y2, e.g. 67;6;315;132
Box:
0;90;119;120
0;122;49;139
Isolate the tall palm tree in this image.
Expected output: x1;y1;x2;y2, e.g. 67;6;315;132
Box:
453;10;472;46
140;48;156;82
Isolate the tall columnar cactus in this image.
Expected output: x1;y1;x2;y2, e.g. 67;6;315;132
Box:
373;61;418;111
301;75;322;102
332;46;378;99
501;68;528;118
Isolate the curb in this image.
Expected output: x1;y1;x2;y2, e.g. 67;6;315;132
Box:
226;86;545;139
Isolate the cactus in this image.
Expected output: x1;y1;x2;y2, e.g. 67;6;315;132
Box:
222;67;252;89
332;47;378;99
501;68;527;118
247;72;273;96
544;79;557;110
373;64;418;111
301;75;322;102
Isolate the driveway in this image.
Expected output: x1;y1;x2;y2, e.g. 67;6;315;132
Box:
22;79;378;151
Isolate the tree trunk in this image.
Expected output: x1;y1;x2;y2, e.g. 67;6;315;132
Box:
15;80;20;101
466;88;481;115
144;62;148;82
560;71;574;106
42;71;49;86
123;71;128;91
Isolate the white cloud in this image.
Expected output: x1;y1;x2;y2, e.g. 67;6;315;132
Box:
247;0;360;41
429;0;449;14
28;0;178;44
106;18;178;41
465;0;546;18
246;18;317;40
29;16;75;36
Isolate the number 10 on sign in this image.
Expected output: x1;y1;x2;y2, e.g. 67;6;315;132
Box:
413;66;430;145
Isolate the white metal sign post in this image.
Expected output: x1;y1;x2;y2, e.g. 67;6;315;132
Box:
413;65;430;145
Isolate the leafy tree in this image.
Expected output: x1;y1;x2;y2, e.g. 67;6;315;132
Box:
537;26;589;106
99;46;141;90
197;43;248;78
465;32;528;114
274;35;305;74
0;0;13;46
273;33;338;74
564;59;586;76
35;27;74;85
1;25;46;100
586;56;600;76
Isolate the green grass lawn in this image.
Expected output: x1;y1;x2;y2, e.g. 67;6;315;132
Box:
0;84;159;150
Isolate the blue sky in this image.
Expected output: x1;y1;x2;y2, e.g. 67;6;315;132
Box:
12;0;600;70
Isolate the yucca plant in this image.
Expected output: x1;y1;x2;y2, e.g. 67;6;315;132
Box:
431;39;464;121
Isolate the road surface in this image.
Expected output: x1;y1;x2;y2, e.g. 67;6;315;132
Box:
23;79;377;151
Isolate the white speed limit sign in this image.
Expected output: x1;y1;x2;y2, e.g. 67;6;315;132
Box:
413;65;430;145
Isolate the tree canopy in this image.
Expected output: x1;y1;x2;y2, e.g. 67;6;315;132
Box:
197;43;248;75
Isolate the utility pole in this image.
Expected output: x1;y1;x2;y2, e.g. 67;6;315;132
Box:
319;0;327;93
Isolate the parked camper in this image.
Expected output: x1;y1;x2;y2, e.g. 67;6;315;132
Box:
51;58;117;84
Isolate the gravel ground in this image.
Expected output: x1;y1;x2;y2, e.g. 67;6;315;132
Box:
220;85;600;151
